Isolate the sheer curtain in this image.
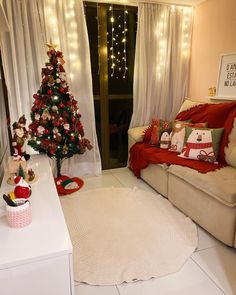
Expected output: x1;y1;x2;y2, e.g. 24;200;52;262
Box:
1;0;101;176
130;3;193;128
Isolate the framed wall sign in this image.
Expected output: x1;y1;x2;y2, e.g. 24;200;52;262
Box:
217;53;236;99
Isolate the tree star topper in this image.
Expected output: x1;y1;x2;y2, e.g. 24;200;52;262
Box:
46;41;57;50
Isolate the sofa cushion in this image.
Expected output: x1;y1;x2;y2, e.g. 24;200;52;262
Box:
128;126;148;143
169;121;207;153
149;118;172;148
178;98;206;114
168;165;236;206
179;127;224;163
225;118;236;168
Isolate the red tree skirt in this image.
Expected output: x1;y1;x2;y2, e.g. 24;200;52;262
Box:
55;175;84;196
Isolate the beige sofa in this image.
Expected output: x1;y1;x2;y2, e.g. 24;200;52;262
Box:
128;99;236;247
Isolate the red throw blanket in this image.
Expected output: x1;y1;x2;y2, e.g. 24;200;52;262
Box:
176;101;236;163
129;102;236;177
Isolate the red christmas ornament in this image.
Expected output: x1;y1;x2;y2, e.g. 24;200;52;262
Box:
71;117;76;123
59;88;65;93
33;94;39;99
59;103;65;108
50;149;56;155
44;129;49;134
71;136;75;141
31;107;35;112
47;89;53;95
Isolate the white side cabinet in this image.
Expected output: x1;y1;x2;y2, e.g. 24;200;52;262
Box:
0;155;74;295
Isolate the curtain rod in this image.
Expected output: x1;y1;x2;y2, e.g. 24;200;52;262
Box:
138;1;192;7
83;1;194;8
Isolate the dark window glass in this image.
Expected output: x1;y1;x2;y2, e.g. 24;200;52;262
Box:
109;99;133;166
85;4;100;95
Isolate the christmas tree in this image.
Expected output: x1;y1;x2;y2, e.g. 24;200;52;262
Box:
28;44;92;178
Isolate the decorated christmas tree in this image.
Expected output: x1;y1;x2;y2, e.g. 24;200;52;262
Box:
28;44;92;178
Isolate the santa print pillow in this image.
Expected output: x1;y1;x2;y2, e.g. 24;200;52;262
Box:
148;118;172;149
169;121;208;153
179;127;224;163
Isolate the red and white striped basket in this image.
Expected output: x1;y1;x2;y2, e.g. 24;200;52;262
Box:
6;199;32;228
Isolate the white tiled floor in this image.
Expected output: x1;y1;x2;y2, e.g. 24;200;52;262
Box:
74;168;236;295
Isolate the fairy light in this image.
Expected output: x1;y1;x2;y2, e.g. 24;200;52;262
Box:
123;6;128;79
155;11;167;79
110;4;115;77
181;7;193;57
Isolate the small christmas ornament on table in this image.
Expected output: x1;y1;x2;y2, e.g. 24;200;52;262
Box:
14;176;32;199
2;176;32;228
28;42;93;195
7;116;37;185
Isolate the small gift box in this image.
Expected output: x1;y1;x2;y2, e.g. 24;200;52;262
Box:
6;198;32;228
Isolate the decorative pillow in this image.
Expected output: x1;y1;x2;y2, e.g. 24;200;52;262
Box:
149;118;173;149
143;125;153;143
169;121;208;153
179;127;224;163
149;118;160;145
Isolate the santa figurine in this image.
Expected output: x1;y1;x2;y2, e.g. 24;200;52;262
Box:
14;176;31;199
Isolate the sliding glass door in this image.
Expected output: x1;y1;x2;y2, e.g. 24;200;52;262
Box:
85;2;137;169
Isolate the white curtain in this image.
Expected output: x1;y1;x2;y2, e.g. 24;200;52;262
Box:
130;3;193;127
1;0;101;176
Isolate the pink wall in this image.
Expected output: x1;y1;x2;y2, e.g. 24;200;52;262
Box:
188;0;236;101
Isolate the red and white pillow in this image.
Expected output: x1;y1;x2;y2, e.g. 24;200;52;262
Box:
149;118;172;149
179;127;224;163
169;121;207;153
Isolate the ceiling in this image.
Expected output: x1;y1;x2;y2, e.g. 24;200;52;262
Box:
86;0;207;7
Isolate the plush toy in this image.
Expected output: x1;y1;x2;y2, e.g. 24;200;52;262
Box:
14;176;31;199
159;129;172;149
11;115;29;158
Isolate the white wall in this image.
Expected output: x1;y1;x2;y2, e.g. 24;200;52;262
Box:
188;0;236;100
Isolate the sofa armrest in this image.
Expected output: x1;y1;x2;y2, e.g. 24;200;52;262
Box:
128;126;148;151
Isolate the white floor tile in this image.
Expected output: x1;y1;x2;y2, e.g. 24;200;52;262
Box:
74;284;119;295
108;167;129;174
111;169;157;192
80;173;123;191
196;226;221;251
117;259;224;295
192;244;236;295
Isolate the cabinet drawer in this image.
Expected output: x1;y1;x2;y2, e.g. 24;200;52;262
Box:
0;254;72;295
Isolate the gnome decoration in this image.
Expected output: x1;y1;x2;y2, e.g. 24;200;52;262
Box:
14;176;31;199
159;129;172;149
12;115;30;160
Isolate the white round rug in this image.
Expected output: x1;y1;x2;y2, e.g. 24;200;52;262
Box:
60;187;198;285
